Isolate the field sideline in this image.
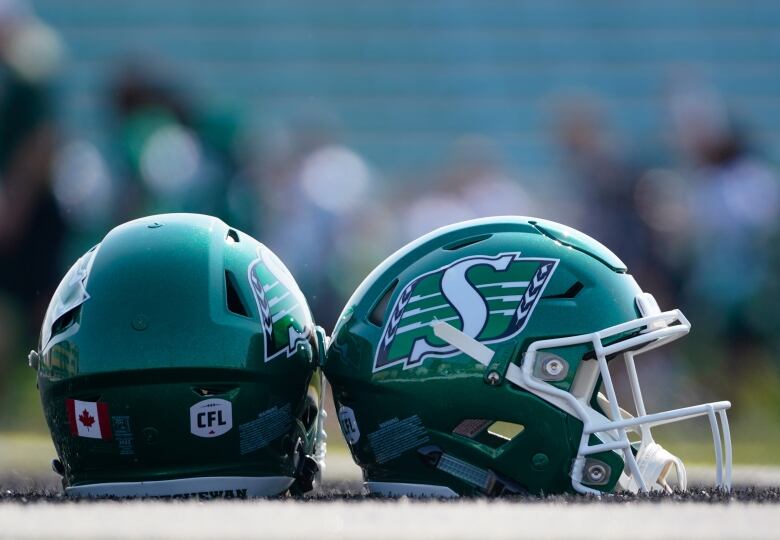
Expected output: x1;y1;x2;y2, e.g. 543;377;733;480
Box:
2;434;779;539
0;498;779;540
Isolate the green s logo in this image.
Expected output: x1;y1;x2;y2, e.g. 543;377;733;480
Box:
248;246;313;362
374;252;557;372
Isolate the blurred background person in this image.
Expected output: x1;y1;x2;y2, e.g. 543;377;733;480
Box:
399;135;538;243
109;59;249;229
0;0;64;427
551;95;667;297
0;0;777;464
549;95;689;414
667;81;780;418
251;111;378;329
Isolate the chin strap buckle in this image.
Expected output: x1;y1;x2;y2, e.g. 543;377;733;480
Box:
622;441;687;493
290;378;328;495
313;407;328;483
290;436;321;495
293;455;320;495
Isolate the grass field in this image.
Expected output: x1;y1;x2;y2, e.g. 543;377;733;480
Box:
2;432;779;539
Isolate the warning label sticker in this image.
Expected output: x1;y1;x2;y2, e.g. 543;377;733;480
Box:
367;415;430;464
238;403;292;455
112;416;135;455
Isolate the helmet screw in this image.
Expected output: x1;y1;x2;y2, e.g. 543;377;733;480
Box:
586;463;607;483
132;315;148;331
486;370;501;386
531;453;550;470
143;427;159;445
537;354;568;381
542;358;564;377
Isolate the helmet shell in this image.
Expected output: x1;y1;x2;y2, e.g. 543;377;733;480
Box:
36;213;321;495
325;217;642;495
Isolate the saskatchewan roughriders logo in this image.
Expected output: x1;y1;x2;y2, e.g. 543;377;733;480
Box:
248;246;313;362
374;252;558;372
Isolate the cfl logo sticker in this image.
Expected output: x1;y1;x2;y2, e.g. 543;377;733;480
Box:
338;405;360;444
190;399;233;438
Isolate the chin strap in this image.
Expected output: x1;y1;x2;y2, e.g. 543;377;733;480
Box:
291;361;329;495
620;441;687;493
297;378;328;493
313;406;328;482
303;329;329;490
291;420;325;496
596;392;687;494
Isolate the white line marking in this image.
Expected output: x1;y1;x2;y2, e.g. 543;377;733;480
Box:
477;281;529;289
401;303;450;319
432;321;494;366
485;295;524;302
268;292;290;308
409;292;441;303
396;316;459;335
272;303;300;323
407;282;529;305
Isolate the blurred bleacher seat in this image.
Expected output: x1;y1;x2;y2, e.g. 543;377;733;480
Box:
34;0;780;179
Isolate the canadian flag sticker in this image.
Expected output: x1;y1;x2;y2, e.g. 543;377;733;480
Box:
67;399;112;440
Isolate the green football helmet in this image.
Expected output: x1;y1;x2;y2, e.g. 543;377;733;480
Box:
325;216;731;497
30;213;327;498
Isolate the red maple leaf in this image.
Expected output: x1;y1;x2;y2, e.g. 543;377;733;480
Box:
79;409;96;429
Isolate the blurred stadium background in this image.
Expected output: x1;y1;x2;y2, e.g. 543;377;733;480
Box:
1;0;780;482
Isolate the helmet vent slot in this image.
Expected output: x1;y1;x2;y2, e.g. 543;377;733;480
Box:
51;305;82;337
443;234;492;251
193;385;237;397
368;279;398;327
224;270;250;317
543;281;583;299
226;229;240;244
